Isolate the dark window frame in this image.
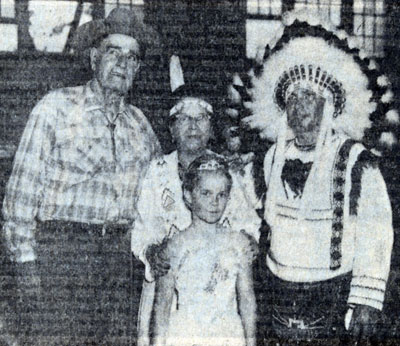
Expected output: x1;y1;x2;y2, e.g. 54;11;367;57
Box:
245;0;387;58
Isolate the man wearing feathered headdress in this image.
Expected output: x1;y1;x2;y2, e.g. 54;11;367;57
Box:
243;10;396;342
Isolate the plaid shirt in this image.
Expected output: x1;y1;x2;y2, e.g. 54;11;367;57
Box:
3;80;160;261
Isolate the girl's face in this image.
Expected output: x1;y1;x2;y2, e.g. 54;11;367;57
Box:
187;171;231;224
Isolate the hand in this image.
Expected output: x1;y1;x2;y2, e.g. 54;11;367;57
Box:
145;239;170;280
348;304;380;339
4;227;36;263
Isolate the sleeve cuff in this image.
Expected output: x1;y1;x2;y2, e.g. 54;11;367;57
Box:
132;243;154;282
3;221;37;262
131;245;154;282
348;276;386;311
140;252;155;283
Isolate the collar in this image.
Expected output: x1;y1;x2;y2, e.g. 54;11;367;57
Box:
159;150;179;167
293;138;316;152
84;79;128;115
285;140;314;163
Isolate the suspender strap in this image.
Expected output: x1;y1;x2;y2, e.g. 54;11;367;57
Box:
330;139;356;270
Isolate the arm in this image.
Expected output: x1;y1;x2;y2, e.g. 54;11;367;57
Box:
131;158;159;262
130;107;162;268
132;162;164;281
153;271;175;346
237;262;257;346
2;94;54;262
348;167;393;310
347;166;393;337
225;169;261;242
240;160;262;210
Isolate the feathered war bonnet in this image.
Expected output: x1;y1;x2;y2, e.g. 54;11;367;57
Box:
242;9;398;154
240;9;398;224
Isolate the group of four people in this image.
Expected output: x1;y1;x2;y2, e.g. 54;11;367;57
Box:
2;7;393;346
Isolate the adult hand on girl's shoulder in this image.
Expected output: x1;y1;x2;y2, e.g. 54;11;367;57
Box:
146;238;171;280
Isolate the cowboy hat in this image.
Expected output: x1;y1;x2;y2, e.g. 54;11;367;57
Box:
71;7;149;54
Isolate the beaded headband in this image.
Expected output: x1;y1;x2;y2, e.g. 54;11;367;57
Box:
274;64;346;118
169;98;213;117
198;159;225;171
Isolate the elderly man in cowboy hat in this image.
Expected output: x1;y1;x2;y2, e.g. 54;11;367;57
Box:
2;7;160;345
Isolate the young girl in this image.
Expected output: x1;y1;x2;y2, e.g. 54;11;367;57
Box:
152;154;256;346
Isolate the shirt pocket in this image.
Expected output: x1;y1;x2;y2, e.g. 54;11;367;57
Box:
121;127;152;166
52;128;108;176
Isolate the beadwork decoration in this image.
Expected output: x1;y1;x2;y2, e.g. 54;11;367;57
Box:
274;64;346;118
170;98;213;117
241;9;398;153
198;159;225;172
330;139;356;270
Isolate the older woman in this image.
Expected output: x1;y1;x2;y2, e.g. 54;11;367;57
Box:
132;83;260;345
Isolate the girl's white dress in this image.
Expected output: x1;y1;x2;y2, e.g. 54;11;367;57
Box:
164;226;252;346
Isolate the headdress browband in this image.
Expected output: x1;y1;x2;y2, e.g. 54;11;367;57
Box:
274;64;346;118
169;98;213;117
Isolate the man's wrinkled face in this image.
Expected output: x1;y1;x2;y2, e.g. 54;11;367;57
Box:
286;87;326;137
91;34;140;95
172;98;212;154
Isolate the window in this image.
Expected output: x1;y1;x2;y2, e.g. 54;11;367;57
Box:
0;0;144;54
1;0;15;18
105;0;144;16
353;0;386;57
247;0;283;17
294;0;341;26
0;23;17;51
246;0;387;59
246;0;283;59
28;0;79;53
0;0;17;51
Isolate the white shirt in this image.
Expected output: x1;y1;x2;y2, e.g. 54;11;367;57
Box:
264;135;393;310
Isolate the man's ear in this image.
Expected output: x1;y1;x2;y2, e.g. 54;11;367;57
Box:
89;47;98;72
183;189;192;208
